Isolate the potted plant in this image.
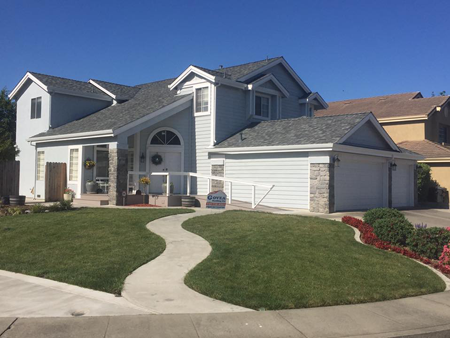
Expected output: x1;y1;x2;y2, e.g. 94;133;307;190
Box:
139;177;151;204
64;188;75;201
84;159;96;170
85;180;97;194
162;182;174;195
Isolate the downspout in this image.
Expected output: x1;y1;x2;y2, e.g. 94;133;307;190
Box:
211;82;221;147
48;92;52;128
31;141;37;200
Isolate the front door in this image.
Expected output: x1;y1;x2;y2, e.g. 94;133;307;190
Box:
148;150;182;194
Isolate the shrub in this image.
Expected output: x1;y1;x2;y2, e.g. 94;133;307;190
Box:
363;208;405;226
407;228;450;259
48;203;61;212
31;204;46;213
373;218;414;246
58;200;72;211
9;207;23;216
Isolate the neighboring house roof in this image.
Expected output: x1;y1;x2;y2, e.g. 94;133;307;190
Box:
216;112;373;148
89;79;140;100
31;78;190;138
397;140;450;161
315;92;450;122
29;72;106;95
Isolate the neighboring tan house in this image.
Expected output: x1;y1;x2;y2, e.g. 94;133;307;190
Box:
315;92;450;193
9;57;420;213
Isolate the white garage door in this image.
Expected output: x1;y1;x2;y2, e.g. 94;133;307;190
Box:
392;164;413;208
335;159;386;211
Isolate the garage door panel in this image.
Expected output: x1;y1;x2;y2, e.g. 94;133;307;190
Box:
335;160;385;211
392;164;412;208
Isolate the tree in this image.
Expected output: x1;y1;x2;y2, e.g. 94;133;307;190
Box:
0;88;18;161
417;163;438;203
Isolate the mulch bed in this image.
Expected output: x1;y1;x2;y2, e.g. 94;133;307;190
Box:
129;204;161;207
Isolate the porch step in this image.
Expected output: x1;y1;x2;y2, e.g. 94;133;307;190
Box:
74;194;109;207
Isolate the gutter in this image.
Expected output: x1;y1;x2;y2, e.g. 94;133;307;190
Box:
27;129;114;143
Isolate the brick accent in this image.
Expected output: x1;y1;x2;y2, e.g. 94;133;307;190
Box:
309;163;335;214
108;148;128;206
211;164;224;191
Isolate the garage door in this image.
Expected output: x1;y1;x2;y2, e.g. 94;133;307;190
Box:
392;164;413;208
335;159;386;211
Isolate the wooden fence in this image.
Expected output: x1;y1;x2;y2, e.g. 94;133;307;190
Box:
45;162;67;202
0;161;20;197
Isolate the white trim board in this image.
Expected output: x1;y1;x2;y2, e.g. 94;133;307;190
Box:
248;74;290;98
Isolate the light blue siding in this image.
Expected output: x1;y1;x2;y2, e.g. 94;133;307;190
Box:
15;81;50;197
343;121;392;150
194;115;212;195
215;85;248;143
51;93;112;128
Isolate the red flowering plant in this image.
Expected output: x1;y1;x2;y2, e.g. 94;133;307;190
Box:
64;188;75;196
342;216;450;276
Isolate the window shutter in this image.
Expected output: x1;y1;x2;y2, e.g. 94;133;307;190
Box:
31;98;36;119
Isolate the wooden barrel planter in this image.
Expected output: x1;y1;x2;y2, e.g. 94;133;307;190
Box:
10;195;25;206
1;196;10;205
181;196;196;207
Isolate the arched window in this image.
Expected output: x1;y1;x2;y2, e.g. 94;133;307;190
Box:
150;130;181;146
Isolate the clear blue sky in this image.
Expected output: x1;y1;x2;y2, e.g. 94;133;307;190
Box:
1;0;449;102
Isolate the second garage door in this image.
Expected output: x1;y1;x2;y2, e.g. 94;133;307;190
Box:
335;158;387;211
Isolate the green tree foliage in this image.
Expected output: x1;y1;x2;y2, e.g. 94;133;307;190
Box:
417;163;438;202
0;88;18;161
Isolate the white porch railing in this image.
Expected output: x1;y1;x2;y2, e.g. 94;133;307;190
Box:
127;171;274;209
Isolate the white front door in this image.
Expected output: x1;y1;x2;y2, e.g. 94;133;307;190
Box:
148;150;182;194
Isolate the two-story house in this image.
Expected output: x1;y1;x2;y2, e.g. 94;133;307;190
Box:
316;92;450;193
9;57;420;213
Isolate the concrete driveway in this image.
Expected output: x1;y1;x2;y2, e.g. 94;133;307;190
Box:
281;208;449;228
325;209;450;228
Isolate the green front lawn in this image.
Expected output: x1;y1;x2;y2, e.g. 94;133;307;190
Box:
183;211;445;310
0;208;192;294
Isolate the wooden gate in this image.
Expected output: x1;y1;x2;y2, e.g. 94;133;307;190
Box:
45;162;67;202
0;161;20;197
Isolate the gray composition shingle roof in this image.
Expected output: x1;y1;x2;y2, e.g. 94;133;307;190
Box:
215;113;372;148
30;57;289;139
32;78;189;137
90;79;141;100
30;72;105;96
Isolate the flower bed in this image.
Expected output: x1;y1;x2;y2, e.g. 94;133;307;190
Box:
342;216;450;275
129;204;160;208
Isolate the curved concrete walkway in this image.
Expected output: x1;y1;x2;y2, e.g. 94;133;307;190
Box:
121;209;251;314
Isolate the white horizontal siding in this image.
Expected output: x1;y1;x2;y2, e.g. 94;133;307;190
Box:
392;162;414;208
224;153;309;209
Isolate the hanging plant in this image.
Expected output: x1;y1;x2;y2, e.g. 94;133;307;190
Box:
151;153;163;166
84;159;96;169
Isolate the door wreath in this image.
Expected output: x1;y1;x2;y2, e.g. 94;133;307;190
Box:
151;153;163;166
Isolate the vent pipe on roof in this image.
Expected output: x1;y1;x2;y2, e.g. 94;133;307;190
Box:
219;65;225;78
240;132;244;142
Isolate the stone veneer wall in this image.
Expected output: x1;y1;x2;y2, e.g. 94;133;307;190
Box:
108;148;128;206
211;164;224;191
309;163;335;214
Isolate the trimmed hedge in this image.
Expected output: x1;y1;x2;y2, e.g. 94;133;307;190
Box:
363;208;405;226
373;218;414;246
407;228;450;259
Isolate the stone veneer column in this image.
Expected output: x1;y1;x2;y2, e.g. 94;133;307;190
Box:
108;148;128;206
309;163;335;214
211;164;224;191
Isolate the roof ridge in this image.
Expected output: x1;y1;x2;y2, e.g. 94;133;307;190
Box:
330;92;421;104
257;111;370;124
216;56;283;71
91;78;136;88
134;77;176;87
423;139;450;151
29;71;90;85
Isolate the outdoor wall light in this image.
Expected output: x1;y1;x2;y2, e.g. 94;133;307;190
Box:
333;155;341;167
390;161;397;171
140;152;145;163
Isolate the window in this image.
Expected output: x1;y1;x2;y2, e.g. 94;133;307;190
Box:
69;148;79;181
255;95;270;118
31;97;42;119
439;125;448;144
37;151;45;181
195;87;209;113
150;130;181;145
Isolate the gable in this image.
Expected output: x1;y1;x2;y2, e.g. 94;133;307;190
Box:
259;79;280;91
343;120;393;151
